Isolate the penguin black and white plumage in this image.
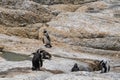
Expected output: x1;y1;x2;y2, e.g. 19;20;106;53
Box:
31;52;43;71
36;49;52;60
42;30;52;48
99;60;110;73
71;63;80;72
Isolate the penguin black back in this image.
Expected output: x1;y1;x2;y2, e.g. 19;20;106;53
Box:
71;63;80;72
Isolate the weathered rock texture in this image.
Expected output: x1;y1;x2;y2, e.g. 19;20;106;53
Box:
47;0;120;52
0;0;120;80
0;0;52;27
0;25;40;39
33;0;98;5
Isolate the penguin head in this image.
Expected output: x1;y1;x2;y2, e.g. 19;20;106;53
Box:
74;63;78;68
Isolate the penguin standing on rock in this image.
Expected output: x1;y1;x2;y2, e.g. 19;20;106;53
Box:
42;30;52;48
32;52;43;71
99;60;110;73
